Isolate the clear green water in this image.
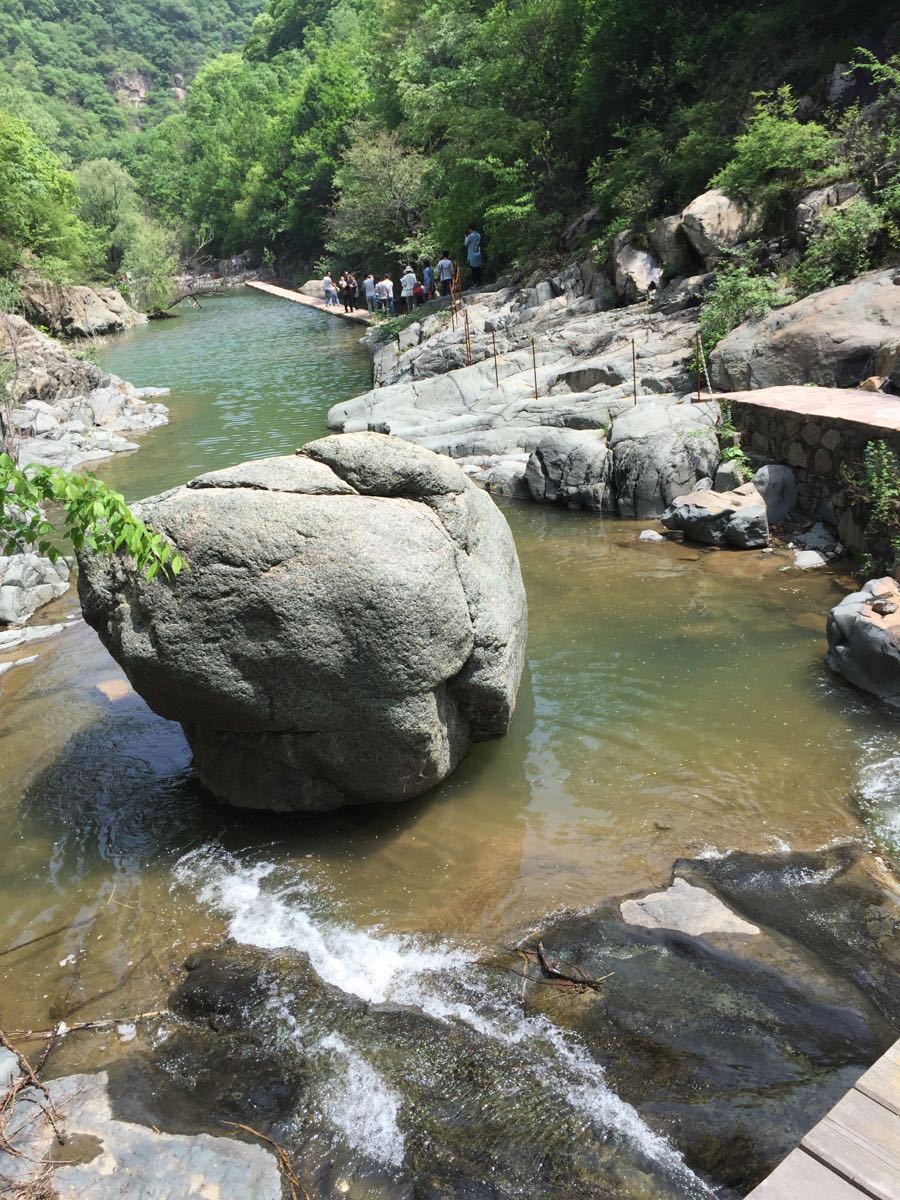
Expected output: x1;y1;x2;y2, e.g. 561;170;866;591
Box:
0;289;897;1194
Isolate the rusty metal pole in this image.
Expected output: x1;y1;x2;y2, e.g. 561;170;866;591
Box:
632;338;637;406
532;338;538;400
464;309;472;366
695;332;702;403
492;330;499;389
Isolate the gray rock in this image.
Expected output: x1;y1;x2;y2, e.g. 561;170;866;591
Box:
654;272;715;313
0;553;70;625
795;182;862;243
620;876;760;936
609;231;662;302
680;189;762;267
638;529;665;542
610;402;721;518
524;429;612;511
692;476;714;492
751;464;797;523
0;1070;282;1199
661;483;769;548
793;521;842;557
714;460;747;492
793;549;828;569
0;622;66;652
826;577;900;708
77;434;528;811
710;269;900;390
649;215;698;277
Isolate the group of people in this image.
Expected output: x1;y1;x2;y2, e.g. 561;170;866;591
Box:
320;226;483;317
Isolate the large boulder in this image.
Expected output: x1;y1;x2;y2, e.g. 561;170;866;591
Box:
680;188;762;268
609;231;662;303
77;434;528;811
826;577;900;708
661;483;769;548
524;428;612;511
609;401;721;518
20;278;146;337
710;269;900;390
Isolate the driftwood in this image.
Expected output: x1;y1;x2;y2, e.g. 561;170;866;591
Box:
0;1027;66;1162
9;1010;169;1043
513;943;613;994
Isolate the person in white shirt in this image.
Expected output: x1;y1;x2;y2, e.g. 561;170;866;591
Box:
399;265;417;313
375;275;394;314
436;252;454;297
322;272;339;306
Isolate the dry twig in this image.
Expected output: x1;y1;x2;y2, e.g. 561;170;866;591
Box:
222;1121;311;1200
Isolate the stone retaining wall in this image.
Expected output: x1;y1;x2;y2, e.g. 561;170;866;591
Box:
732;401;900;551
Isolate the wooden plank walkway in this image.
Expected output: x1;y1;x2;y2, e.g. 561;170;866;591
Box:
746;1040;900;1199
246;279;373;324
725;385;900;434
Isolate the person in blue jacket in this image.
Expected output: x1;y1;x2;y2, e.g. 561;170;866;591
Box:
464;226;482;286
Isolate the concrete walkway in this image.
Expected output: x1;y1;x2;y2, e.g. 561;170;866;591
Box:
725;386;900;434
746;1039;900;1199
246;279;372;323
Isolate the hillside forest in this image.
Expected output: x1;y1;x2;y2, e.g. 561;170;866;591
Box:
1;0;899;324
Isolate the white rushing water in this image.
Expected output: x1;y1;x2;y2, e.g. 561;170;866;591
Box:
175;847;713;1194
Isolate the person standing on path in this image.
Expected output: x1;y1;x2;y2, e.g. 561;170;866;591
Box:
422;259;435;300
400;264;417;314
437;251;454;297
464;226;482;286
376;274;394;314
322;271;337;306
363;272;377;313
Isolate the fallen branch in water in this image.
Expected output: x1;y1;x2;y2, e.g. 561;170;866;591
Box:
9;1010;169;1043
222;1121;310;1200
518;944;614;993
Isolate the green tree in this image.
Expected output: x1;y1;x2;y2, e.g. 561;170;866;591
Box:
0;108;85;275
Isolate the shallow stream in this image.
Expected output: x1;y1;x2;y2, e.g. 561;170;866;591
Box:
1;290;897;1195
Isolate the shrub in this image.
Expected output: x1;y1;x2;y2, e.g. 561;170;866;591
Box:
699;264;782;354
792;198;883;297
710;86;839;212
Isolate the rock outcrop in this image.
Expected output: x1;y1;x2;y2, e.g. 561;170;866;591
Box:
0;554;70;625
524;428;612;511
609;231;662;302
826;577;900;708
710;269;900;390
609;401;720;518
20;278;146;338
661;482;769;548
0;314;168;469
77;434;528;812
794;182;862;243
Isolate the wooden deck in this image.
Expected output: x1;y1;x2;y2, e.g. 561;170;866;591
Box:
246;279;373;323
746;1039;900;1199
725;385;900;434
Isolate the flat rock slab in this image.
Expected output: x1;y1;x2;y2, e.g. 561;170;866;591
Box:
725;386;900;434
0;1071;283;1199
620;876;760;936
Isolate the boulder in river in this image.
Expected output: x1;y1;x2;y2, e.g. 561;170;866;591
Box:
826;577;900;708
0;553;70;625
524;428;613;511
77;433;528;811
661;483;769;548
609;401;721;519
20;277;146;338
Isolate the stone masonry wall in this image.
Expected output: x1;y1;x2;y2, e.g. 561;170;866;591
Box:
732;402;900;552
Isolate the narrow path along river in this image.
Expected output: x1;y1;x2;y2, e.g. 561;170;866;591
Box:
1;289;898;1195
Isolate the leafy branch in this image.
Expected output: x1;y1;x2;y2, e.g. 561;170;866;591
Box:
0;452;184;580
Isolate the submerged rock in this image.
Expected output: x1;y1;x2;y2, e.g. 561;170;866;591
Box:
660;483;769;548
826;577;900;708
524;844;900;1192
77;433;528;811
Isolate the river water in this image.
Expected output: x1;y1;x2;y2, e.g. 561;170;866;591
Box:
1;290;897;1195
